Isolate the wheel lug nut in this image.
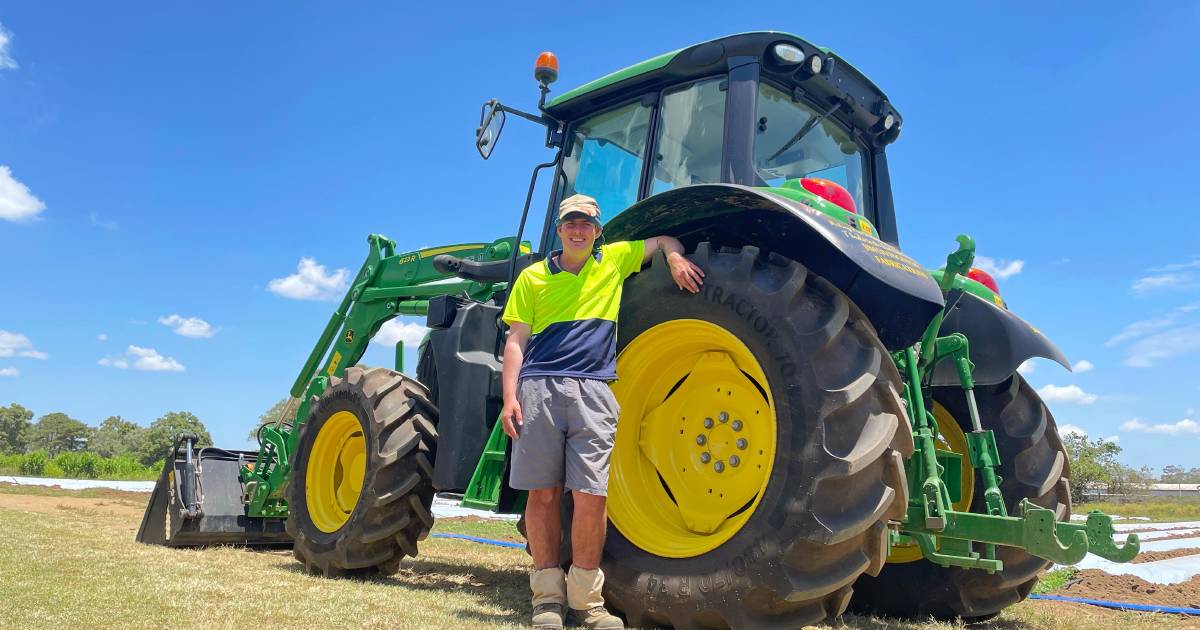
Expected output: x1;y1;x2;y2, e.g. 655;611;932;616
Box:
703;417;714;429
719;412;729;422
730;455;740;467
696;435;706;445
731;420;743;431
700;452;711;463
736;438;748;449
714;460;725;473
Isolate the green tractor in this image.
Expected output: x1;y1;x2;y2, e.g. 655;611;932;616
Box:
138;32;1140;626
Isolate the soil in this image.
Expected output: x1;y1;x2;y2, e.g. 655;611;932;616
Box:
1059;569;1200;609
1131;548;1200;564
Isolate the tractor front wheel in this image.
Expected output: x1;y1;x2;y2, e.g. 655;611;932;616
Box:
287;366;438;577
586;244;912;628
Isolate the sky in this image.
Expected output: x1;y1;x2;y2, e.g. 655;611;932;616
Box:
1;3;1199;471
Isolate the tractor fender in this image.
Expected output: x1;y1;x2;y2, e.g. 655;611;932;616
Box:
931;291;1071;387
603;183;944;350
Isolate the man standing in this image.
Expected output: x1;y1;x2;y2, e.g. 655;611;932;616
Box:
501;194;704;629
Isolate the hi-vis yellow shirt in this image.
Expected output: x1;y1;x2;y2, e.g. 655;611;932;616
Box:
502;240;645;380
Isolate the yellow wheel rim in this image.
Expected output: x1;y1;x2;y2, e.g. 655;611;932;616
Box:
610;319;776;558
306;410;367;533
888;401;975;563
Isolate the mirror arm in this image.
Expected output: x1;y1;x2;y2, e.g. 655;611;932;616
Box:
496;102;558;129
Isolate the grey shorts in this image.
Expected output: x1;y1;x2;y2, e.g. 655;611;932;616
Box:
509;376;620;496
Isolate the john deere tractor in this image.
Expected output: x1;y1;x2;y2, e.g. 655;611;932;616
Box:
138;32;1140;626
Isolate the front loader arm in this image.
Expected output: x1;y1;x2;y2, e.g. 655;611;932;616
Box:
242;234;524;518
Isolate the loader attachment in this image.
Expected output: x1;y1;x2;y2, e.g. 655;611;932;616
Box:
136;434;291;548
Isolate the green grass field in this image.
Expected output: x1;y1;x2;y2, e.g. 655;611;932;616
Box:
0;484;1188;629
1081;499;1200;522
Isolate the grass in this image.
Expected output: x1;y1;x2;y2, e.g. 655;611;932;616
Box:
0;484;1189;629
1081;499;1200;522
1033;567;1078;594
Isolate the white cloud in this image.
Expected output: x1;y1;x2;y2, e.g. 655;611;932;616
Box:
99;345;185;372
268;258;349;301
1121;417;1200;435
0;330;47;360
1017;360;1036;376
372;319;429;349
1037;384;1098;405
1107;303;1200;367
1132;272;1198;294
0;367;17;377
1124;325;1200;368
0;22;16;70
1131;257;1200;294
97;333;108;341
0;165;46;222
89;212;118;231
1058;423;1087;438
1102;435;1119;444
1074;359;1094;373
158;314;216;339
974;255;1024;280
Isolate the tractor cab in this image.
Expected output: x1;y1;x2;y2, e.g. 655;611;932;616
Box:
478;32;903;245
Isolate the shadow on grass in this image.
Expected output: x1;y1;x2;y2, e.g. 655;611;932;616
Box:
277;555;530;626
831;612;1033;629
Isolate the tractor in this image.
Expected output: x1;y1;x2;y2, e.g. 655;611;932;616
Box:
138;32;1140;627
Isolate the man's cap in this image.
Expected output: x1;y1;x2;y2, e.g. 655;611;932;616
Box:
558;194;601;225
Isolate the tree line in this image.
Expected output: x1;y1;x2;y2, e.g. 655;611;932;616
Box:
0;402;213;477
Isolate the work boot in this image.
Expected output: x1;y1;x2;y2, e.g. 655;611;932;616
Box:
530;567;567;630
566;566;624;629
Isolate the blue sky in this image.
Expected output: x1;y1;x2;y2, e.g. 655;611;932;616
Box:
1;3;1199;471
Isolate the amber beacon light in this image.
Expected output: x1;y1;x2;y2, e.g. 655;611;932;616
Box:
534;51;558;85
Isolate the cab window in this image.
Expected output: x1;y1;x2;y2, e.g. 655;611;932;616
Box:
560;100;653;220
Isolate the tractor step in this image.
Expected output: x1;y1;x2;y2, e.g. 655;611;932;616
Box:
462;416;527;513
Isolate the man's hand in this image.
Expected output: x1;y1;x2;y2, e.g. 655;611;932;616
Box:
501;397;523;439
667;251;705;293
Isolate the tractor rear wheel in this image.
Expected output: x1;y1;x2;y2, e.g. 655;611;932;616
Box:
848;374;1071;620
287;366;438;577
561;244;912;628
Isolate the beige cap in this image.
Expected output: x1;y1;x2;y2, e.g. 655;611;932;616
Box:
557;193;601;225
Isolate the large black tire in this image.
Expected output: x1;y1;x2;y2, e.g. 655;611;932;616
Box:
542;244;913;629
287;366;439;577
848;374;1072;620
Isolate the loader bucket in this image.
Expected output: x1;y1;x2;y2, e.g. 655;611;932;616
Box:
135;434;292;548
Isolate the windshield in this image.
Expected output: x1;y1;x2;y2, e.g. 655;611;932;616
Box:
559;100;653;220
754;82;871;214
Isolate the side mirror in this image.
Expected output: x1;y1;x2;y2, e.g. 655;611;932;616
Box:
475;101;506;160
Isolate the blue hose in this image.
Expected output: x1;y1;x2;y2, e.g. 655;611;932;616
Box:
428;535;1200;616
1029;594;1200;616
430;533;526;549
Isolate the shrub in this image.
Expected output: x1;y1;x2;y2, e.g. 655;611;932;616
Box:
20;450;48;476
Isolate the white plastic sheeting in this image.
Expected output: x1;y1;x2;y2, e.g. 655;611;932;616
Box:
1;475;156;492
1;478;520;522
1118;528;1200;542
432;495;520;521
1067;553;1200;584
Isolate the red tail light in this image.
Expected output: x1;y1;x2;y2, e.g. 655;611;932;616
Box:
967;267;999;294
800;178;856;214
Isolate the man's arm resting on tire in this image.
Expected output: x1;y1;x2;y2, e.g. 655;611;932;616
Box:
642;235;705;293
500;322;531;439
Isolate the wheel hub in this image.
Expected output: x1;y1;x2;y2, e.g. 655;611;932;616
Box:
306;410;367;533
611;319;777;558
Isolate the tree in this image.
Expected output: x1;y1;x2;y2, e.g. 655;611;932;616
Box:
89;416;143;458
248;398;291;442
1160;465;1200;484
1062;433;1123;503
0;403;34;454
27;412;92;457
134;411;212;466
